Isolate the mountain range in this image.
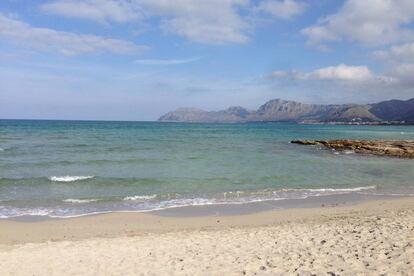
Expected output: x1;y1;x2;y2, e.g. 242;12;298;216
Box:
158;98;414;123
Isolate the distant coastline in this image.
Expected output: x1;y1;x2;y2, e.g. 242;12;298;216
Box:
0;118;412;125
299;120;411;126
158;97;414;124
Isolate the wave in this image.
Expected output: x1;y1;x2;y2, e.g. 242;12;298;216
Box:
1;185;410;219
283;185;376;193
123;194;157;201
0;209;112;219
214;186;376;199
62;198;100;203
0;176;164;187
49;176;95;182
0;158;166;170
0;207;52;219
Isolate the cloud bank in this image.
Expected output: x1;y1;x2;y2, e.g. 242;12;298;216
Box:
270;64;395;83
302;0;414;46
0;14;148;56
134;57;201;65
41;0;307;44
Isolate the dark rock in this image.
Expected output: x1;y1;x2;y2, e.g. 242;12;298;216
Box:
291;140;414;158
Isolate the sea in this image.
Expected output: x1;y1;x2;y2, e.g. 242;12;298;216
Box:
0;119;413;219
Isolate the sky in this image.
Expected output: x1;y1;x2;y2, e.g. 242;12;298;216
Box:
1;0;414;121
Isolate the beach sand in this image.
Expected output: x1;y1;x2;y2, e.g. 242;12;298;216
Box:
1;197;414;275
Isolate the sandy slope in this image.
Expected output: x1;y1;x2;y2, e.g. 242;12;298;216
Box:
1;198;414;275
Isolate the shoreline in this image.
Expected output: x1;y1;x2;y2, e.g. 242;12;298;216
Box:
0;191;400;222
0;195;411;245
1;197;413;275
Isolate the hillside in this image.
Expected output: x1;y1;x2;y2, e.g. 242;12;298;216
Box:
158;98;414;123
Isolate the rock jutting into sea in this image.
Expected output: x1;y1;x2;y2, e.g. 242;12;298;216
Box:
291;140;414;158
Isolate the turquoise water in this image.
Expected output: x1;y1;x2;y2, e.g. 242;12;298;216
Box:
1;120;414;218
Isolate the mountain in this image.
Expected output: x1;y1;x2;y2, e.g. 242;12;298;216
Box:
255;99;325;121
158;98;414;123
369;98;414;121
157;106;254;123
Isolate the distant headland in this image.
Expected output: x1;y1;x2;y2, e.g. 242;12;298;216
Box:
158;98;414;124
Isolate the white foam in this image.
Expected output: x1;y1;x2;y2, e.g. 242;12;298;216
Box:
310;186;375;192
62;198;99;204
123;194;157;201
0;185;385;219
0;209;52;218
2;188;410;219
48;211;112;219
284;186;376;193
49;176;95;182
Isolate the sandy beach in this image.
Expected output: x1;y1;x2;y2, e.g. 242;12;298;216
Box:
0;197;413;275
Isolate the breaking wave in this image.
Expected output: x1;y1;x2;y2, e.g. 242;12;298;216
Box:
49;176;95;182
123;194;158;201
62;198;100;203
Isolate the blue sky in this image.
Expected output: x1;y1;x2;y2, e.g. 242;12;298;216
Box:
1;0;414;120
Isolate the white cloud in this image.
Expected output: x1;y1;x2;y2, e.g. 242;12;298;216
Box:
265;64;410;104
270;64;395;83
41;0;145;23
0;14;148;56
160;16;248;44
143;0;251;44
302;0;414;46
134;57;201;65
389;63;414;77
371;42;414;86
374;42;414;63
270;70;289;78
40;0;310;45
41;0;251;44
302;64;374;81
379;63;414;86
256;0;306;20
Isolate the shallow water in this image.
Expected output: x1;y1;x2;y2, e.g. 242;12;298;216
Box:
0;120;413;218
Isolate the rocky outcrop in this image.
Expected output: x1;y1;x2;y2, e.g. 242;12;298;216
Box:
158;98;414;123
291;140;414;158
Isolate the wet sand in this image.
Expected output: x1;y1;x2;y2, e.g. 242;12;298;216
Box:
0;197;413;275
